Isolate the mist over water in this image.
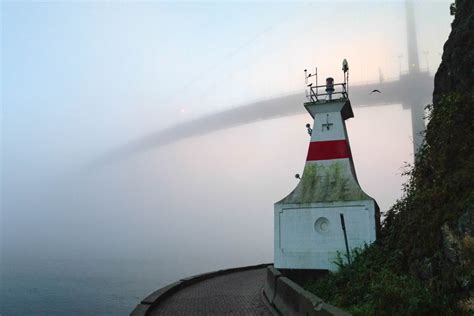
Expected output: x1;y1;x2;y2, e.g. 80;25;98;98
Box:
1;1;452;314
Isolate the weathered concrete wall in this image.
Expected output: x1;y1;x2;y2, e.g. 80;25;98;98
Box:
274;199;378;271
263;266;350;316
263;266;282;305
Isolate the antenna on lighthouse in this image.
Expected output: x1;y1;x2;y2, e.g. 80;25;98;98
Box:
304;67;318;102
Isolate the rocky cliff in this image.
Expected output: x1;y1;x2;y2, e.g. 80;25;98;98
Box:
434;0;474;104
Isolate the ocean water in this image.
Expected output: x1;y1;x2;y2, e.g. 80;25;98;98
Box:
1;256;239;315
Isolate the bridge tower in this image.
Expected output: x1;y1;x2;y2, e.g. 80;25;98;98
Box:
404;0;428;152
274;64;380;271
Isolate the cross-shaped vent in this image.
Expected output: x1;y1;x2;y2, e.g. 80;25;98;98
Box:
322;114;333;131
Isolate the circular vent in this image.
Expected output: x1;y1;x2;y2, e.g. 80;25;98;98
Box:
314;217;331;234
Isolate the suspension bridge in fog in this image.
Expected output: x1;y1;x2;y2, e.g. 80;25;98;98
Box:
98;0;433;165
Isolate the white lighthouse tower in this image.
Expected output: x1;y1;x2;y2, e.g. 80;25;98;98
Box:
274;61;380;271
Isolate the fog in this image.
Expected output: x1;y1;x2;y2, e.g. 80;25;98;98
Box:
1;0;452;304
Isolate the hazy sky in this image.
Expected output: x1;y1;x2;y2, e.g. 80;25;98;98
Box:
2;0;453;267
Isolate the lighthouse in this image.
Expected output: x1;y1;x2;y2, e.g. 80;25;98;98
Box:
274;61;380;271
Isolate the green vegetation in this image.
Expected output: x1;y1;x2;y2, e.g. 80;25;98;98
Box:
305;93;474;315
306;245;437;315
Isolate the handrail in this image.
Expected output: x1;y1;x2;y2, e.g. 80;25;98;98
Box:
306;82;348;102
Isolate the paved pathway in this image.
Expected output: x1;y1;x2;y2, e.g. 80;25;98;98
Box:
148;268;271;315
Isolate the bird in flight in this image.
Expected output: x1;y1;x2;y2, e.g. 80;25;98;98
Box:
369;89;381;94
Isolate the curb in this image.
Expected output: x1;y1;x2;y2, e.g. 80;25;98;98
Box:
263;266;282;305
130;263;271;316
263;266;351;316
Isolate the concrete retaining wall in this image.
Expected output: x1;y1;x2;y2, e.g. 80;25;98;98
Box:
263;266;351;316
131;263;271;316
263;266;282;305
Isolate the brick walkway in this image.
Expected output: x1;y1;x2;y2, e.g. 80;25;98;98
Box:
148;268;271;315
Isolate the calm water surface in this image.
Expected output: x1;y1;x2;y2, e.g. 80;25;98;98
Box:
1;256;247;315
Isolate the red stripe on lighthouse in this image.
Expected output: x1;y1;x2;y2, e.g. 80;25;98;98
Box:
306;140;351;161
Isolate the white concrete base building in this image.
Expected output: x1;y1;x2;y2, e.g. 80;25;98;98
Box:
274;75;380;271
